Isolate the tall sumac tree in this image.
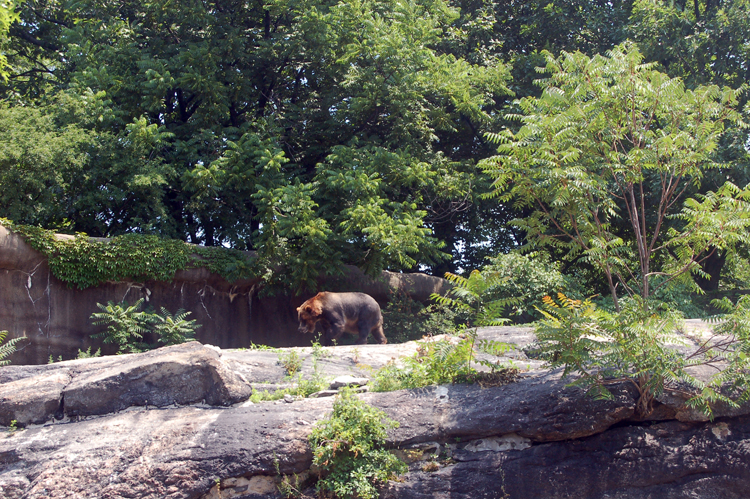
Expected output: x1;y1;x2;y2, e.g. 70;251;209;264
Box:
481;43;750;311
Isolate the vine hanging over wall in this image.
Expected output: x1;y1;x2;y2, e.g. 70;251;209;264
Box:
1;218;256;289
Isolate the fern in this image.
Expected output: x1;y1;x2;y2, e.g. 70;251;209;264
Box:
0;331;25;366
428;268;517;378
535;292;750;419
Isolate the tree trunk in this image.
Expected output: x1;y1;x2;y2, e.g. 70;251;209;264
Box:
694;248;726;293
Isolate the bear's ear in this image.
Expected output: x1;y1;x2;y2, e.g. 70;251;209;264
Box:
296;306;302;312
309;301;323;316
304;305;313;313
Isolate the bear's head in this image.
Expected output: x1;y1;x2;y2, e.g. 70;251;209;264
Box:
296;299;323;334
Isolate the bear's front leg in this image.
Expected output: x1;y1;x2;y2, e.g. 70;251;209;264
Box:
322;321;346;346
355;323;372;345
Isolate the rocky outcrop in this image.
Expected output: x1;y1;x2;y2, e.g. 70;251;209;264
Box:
0;224;449;365
383;416;750;499
0;342;252;426
2;325;750;499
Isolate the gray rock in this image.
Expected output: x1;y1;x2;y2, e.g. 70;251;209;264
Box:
0;369;68;425
0;342;252;425
309;389;340;398
2;326;750;499
63;342;252;417
372;371;637;445
329;375;369;389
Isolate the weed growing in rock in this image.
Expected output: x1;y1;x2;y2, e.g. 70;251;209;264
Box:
250;346;329;403
274;455;306;499
310;336;334;358
76;347;101;359
245;343;281;352
278;349;304;376
277;473;305;499
309;388;407;499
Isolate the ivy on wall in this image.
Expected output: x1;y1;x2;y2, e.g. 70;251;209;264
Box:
1;219;256;289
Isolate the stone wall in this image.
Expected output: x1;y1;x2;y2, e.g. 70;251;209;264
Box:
0;225;448;365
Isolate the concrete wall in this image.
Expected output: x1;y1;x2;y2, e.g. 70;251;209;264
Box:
0;225;449;365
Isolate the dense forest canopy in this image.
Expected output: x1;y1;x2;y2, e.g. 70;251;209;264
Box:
0;0;749;300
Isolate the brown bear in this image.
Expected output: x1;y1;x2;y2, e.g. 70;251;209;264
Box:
296;292;387;346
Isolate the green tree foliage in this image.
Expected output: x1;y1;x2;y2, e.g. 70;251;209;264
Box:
482;43;749;310
0;0;19;81
630;0;750;90
3;0;750;297
628;0;750;292
481;252;574;321
1;0;513;290
0;92;173;235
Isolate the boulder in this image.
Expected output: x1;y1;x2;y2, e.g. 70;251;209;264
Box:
0;342;251;425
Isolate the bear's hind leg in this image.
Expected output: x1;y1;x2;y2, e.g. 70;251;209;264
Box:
371;324;387;344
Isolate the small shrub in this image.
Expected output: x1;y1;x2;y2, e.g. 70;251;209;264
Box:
150;307;201;346
309;388;407;499
90;299;151;353
533;292;750;418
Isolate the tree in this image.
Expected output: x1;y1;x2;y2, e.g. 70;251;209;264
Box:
0;92;173;234
0;0;19;81
0;0;513;290
630;0;750;90
482;43;749;311
628;0;750;292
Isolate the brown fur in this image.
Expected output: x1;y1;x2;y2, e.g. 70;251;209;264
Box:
296;291;387;346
